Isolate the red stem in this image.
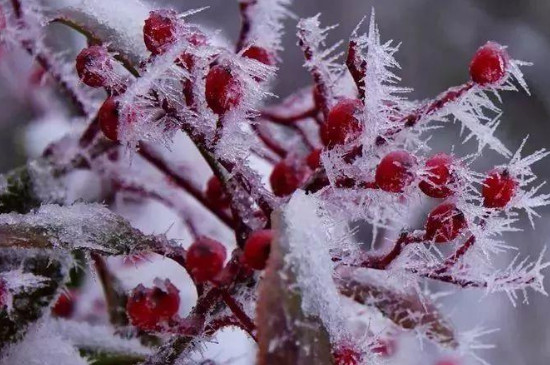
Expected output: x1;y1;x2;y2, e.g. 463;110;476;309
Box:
236;0;257;52
115;182;200;239
434;235;475;274
221;291;257;340
360;232;424;270
297;31;331;118
347;40;367;100
138;143;235;229
251;123;287;158
378;82;474;144
260;107;317;125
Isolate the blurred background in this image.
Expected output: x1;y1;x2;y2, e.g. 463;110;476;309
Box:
2;0;550;364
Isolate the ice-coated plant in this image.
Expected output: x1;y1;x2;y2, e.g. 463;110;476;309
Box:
0;0;548;364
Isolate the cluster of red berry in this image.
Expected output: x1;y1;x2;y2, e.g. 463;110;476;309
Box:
126;231;272;329
69;4;521;361
75;10;275;143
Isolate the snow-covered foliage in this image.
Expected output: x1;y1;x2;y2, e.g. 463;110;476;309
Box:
0;0;547;364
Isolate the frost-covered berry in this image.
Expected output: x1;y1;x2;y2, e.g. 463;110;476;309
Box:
126;280;180;330
243;229;273;270
469;42;509;86
75;46;112;88
320;98;363;148
269;160;308;197
333;345;361;365
0;279;8;308
419;153;454;198
375;150;417;193
186;237;227;283
205;65;242;115
205;176;230;210
243;46;275;66
482;169;517;209
425;203;467;243
52;291;75;318
143;10;178;55
306;148;322;170
98;97;120;141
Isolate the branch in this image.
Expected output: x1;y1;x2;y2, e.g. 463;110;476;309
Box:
138;143;234;229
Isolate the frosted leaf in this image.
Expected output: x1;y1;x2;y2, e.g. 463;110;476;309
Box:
0;249;70;351
49;318;152;356
0;203;162;254
337;268;458;348
0;320;88;365
280;191;348;341
1;270;48;292
256;196;334;365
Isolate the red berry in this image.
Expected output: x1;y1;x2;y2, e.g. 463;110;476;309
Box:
320;98;363;148
143;10;178;55
375;150;417;193
425;203;467;243
419;153;454;198
333;345;361;365
243;230;273;270
0;279;8;309
243;46;275;66
482;169;517;209
205;65;242;115
126;280;180;330
52;291;75;318
205;176;230;210
269;159;308;197
186;237;227;283
75;46;112;88
306;148;322;170
98;97;120;141
469;42;509;86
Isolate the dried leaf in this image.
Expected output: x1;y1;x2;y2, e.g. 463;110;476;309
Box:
336;272;458;348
